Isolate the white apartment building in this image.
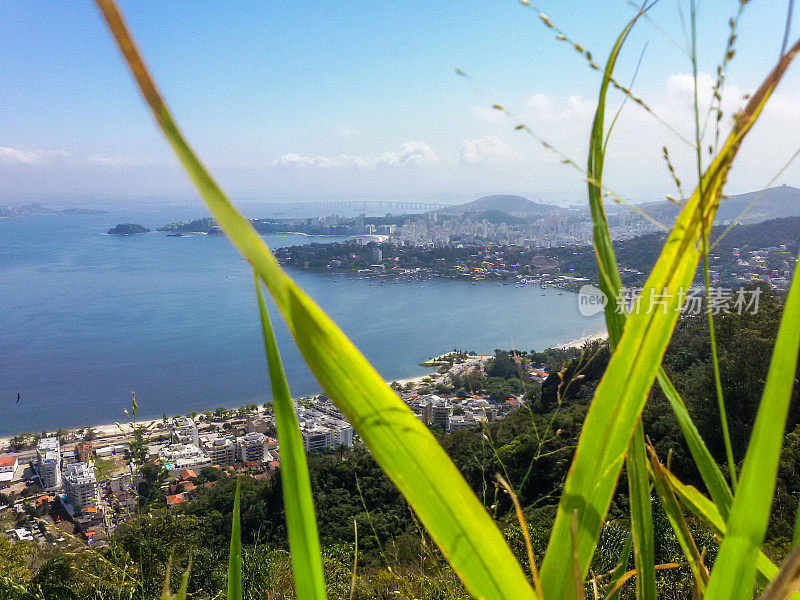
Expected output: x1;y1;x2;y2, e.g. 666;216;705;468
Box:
171;417;199;446
0;456;18;483
236;432;271;462
296;405;354;452
430;397;452;433
203;436;237;465
158;443;211;478
37;437;62;489
63;462;100;509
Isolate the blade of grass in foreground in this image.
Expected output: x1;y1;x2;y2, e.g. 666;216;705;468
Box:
254;274;326;600
664;469;780;584
227;477;242;600
587;0;730;547
604;533;632;600
704;250;800;600
161;557;192;600
539;34;800;599
584;11;656;598
647;447;708;594
93;5;538;595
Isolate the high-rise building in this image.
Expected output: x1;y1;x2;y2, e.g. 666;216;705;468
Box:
203;436;237;465
430;397;452;433
63;462;100;509
171;417;199;446
37;437;62;489
170;417;200;446
236;432;270;462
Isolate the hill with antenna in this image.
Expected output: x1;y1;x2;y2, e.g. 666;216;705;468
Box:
625;185;800;225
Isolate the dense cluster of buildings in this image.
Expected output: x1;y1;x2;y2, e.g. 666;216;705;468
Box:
404;394;495;433
295;397;354;452
34;437;104;511
728;245;797;290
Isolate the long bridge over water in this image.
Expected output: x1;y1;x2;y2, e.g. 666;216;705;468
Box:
284;200;456;212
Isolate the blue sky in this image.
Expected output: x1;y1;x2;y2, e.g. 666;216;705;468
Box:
2;1;800;206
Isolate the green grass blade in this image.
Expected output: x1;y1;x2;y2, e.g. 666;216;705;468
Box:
177;560;192;600
93;4;538;597
585;12;656;600
647;447;708;593
664;469;779;584
604;532;632;600
586;0;731;535
539;34;800;599
703;256;800;600
655;370;732;518
253;274;326;600
227;477;242;600
626;425;656;600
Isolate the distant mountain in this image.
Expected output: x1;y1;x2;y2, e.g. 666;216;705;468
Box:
629;185;800;225
437;194;564;218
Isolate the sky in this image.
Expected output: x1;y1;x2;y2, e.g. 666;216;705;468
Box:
2;1;800;207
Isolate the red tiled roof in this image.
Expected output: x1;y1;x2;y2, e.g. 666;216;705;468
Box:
178;469;197;480
0;456;17;467
166;493;185;505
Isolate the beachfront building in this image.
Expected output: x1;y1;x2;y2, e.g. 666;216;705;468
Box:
158;443;211;478
171;417;199;446
203;436;237;465
37;437;62;489
0;456;18;483
430;397;453;433
63;462;100;509
296;404;354;452
236;432;271;462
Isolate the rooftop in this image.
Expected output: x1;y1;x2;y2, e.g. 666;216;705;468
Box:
0;456;18;468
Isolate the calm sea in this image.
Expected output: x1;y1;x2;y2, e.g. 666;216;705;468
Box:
0;206;604;435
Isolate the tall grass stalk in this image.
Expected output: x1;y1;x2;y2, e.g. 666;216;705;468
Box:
253;273;326;599
93;2;537;598
93;0;800;597
690;0;737;490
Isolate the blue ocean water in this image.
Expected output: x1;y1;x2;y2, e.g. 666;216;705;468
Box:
0;207;604;435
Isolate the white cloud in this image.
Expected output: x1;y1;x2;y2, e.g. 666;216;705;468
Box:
459;136;515;165
272;141;438;170
376;141;439;167
0;147;69;165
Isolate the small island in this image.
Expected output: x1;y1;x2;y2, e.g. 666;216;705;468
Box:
107;223;150;235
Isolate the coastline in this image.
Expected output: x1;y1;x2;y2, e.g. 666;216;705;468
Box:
0;332;607;449
553;329;609;349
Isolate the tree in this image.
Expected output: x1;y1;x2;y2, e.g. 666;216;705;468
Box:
0;536;35;581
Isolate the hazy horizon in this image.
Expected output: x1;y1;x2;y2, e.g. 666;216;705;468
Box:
3;1;800;205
